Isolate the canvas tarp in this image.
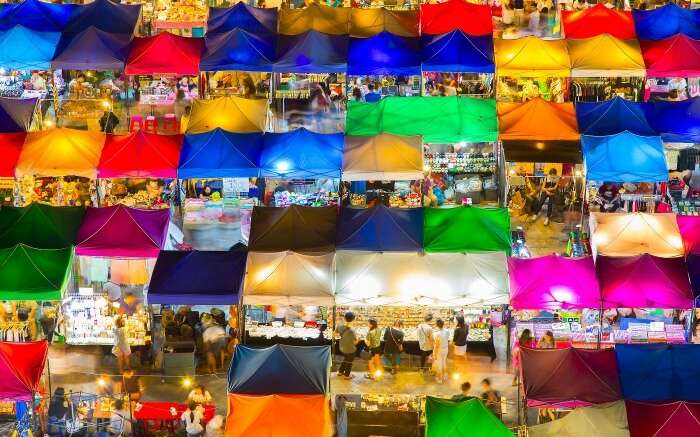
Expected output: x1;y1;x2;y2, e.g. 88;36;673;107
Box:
0;97;36;133
274;31;348;73
494;37;570;78
243;251;334;306
0;245;72;301
348;32;421;76
334;251;508;306
0;25;60;70
98;131;182;178
200;29;275;72
589;212;684;258
562;4;636;39
0;341;49;401
643;97;700;143
421;31;494;73
508;255;601;310
568;35;645;77
521;347;622;406
336;205;423;252
419;0;493;36
186;96;267;134
575;97;655;136
0;204;85;249
76;205;170;258
259;128;343;178
228;344;330;394
342;133;423;181
424;397;513;437
632;4;700;41
52;26;132;70
179;129;263;178
248;205;336;252
125;32;204;75
625;401;700;437
65;0;141;35
0;0;77;32
349;8;418;37
346;97;498;143
0;132;25;177
424;207;511;254
16;128;105;178
528;401;629;437
582;132;667;183
206;3;278;35
278;3;349;35
641;34;700;78
596;254;693;309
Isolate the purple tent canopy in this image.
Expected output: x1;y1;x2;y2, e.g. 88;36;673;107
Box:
0;97;36;132
596;254;693;309
76;205;169;258
508;255;601;309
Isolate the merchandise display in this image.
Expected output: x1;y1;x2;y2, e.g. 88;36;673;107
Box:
152;0;208;33
17;175;96;207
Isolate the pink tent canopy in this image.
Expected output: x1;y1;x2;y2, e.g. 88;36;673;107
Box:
76;205;169;258
596;254;693;309
626;401;700;437
0;341;48;401
508;255;601;309
677;215;700;255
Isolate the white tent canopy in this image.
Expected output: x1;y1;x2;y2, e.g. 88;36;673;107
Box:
528;401;629;437
342;133;424;181
589;212;684;258
335;251;508;306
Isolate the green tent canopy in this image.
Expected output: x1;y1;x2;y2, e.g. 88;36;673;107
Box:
0;244;73;300
424;207;511;254
0;203;85;249
346;96;498;143
425;397;514;437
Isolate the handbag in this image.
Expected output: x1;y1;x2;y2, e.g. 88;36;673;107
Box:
389;328;403;353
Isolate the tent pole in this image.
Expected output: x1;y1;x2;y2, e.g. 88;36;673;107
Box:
598;305;603;350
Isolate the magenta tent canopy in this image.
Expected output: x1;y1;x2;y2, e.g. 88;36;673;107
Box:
626;401;700;437
76;205;169;258
596;254;693;309
508;255;601;309
677;215;700;256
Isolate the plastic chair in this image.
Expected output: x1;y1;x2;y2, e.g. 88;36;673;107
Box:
163;113;178;133
145;115;158;133
129;114;143;132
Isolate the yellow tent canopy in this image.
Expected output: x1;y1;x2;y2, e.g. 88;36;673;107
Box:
590;212;684;258
342;133;424;181
495;36;571;78
186;96;267;134
568;34;646;77
16;128;105;178
278;3;350;35
349;8;419;37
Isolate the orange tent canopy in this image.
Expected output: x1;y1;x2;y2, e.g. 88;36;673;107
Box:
16;128;106;178
497;97;580;141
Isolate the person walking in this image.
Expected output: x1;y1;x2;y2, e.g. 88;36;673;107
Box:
113;317;131;373
432;319;450;384
383;320;404;375
513;329;534;386
453;316;468;372
417;314;434;373
181;401;204;437
365;319;382;380
335;312;358;380
481;379;502;418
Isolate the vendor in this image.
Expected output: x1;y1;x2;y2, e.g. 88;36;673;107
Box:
187;384;213;406
597;182;622;212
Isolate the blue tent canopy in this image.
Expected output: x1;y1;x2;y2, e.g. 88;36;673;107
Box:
200;29;275;72
644;98;700;143
633;4;700;40
348;31;421;76
147;249;247;305
228;344;330;394
52;26;132;70
0;0;78;32
260;128;343;178
582;131;668;182
336;205;423;251
0;97;36;132
616;344;700;401
421;30;494;73
207;3;278;35
274;30;348;73
576;97;656;136
179;128;263;178
0;25;60;70
65;0;141;35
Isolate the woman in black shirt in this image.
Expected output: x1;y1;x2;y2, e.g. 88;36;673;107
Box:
453;316;468;371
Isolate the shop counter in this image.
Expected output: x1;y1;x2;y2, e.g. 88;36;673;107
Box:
244;334;331;348
134;402;215;433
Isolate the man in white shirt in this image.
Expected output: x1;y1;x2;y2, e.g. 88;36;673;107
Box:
417;314;434;372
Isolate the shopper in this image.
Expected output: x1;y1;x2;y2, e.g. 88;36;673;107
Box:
452;382;476;401
432;319;450;384
364;83;382;103
112;317;131;373
512;329;534;386
530;168;559;225
383;320;404;375
203;323;227;374
335;311;358;380
187;384;213;406
181;401;205;437
108;399;132;436
365;319;382;380
481;379;502;418
99;110;119;134
537;330;556;349
417;314;434;372
122;369;143;403
453;316;468;371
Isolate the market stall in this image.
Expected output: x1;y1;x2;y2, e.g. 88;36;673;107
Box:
625;400;700;437
0;244;73;301
64;0;141;35
643;98;700;144
561;4;636;39
0;132;25;204
277;3;349;36
200;28;276;74
149;0;207;36
248;205;336;252
640;34;700;79
632;3;700;41
349;7;418;37
259;128;343;180
0;340;48;401
0;97;36;132
336;205;423;252
0;0;77;33
582;132;667;183
424;397;513;437
206;3;278;35
0;25;60;72
589;212;684;258
575;97;656;137
528;401;629;437
51;26;132;71
342;133;423;183
0;203;84;249
423;206;511;253
186;96;267;134
419;0;493;36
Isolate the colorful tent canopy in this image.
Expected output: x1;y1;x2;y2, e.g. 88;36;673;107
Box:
0;132;25;177
0;245;72;301
186;96;267;134
259;128;343;178
278;3;349;35
643;98;700;143
243;251;334;305
424;207;511;254
521;347;622;406
582;132;667;183
206;3;278;35
274;31;348;73
16;128;105;178
575;97;655;136
0;97;36;133
616;344;700;401
349;8;418;37
336;205;423;252
596;254;693;309
200;29;275;72
589;212;684;258
508;255;601;310
562;4;636;39
676;215;700;255
348;32;421;76
0;25;60;70
64;0;140;35
179;129;262;178
147;249;246;305
421;31;494;73
342;133;423;181
225;394;331;437
0;0;77;32
420;0;493;36
125;32;204;75
0;341;48;401
494;37;570;78
528;401;629;437
346;96;498;143
641;34;700;78
98;131;182;178
626;401;700;437
228;345;330;394
334;251;508;306
424;397;513;437
52;26;132;70
632;4;700;41
688;254;700;299
568;34;645;77
0;204;85;249
76;205;170;258
248;205;336;252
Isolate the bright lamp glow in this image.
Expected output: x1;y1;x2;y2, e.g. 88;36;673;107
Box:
550;286;573;304
275;161;290;172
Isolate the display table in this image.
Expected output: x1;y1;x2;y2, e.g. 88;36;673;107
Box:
245;333;331;347
134;402;215;433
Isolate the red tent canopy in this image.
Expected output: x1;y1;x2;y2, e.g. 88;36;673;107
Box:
0;341;48;401
626;401;700;437
98;131;183;178
420;0;492;36
0;132;25;177
641;34;700;78
562;4;635;39
125;32;204;75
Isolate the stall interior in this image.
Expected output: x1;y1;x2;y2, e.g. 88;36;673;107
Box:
341;180;421;208
0;301;58;342
17;175;96;207
570;77;644;103
497;77;567;103
244;304;331;346
98;178;171;209
423;72;493;97
271;73;345;133
206;71;270;99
